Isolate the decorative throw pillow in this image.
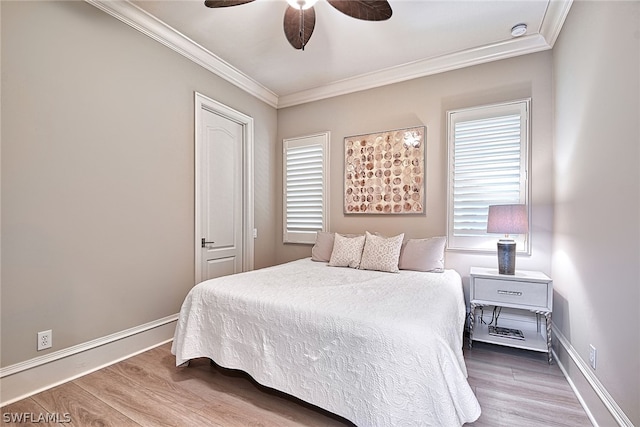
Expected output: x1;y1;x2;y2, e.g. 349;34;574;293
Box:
328;233;366;268
311;231;335;262
398;236;447;272
359;231;404;273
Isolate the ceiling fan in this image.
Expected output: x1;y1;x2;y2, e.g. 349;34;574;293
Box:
204;0;393;50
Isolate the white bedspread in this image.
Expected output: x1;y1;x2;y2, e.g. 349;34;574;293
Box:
172;258;481;426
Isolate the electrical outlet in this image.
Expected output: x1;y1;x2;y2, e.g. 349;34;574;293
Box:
589;344;597;370
37;330;52;351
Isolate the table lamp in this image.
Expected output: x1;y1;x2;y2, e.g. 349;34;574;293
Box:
487;204;528;275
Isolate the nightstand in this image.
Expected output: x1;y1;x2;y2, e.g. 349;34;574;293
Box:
469;267;553;363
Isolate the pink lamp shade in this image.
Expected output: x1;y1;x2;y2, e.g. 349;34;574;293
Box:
487;204;529;236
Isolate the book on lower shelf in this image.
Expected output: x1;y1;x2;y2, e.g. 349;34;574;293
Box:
488;326;525;340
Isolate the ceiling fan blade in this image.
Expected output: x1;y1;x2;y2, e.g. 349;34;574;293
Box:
283;6;316;50
327;0;392;21
204;0;255;8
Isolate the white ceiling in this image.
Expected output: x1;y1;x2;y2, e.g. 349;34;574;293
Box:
88;0;572;108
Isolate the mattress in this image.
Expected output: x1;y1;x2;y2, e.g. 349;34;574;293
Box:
172;257;481;426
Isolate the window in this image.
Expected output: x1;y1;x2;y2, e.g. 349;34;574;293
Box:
283;132;330;244
446;99;530;252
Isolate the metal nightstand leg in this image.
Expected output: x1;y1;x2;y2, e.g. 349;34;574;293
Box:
468;302;481;349
545;311;553;364
533;309;553;364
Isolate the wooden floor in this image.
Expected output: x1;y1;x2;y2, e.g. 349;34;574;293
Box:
2;341;591;426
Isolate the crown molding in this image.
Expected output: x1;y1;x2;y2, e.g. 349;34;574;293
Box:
278;34;552;108
85;0;572;110
540;0;573;47
85;0;279;108
279;0;572;108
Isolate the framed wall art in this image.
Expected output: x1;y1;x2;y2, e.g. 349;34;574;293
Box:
344;126;426;214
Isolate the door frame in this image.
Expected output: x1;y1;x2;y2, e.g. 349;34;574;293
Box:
194;92;254;284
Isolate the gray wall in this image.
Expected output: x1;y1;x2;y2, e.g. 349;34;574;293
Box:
276;52;554;296
1;1;278;367
553;1;640;424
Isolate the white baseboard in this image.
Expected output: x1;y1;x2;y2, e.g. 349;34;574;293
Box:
552;324;633;427
0;314;178;407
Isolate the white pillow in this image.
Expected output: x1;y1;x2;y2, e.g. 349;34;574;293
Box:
359;231;404;273
398;236;446;272
329;233;366;268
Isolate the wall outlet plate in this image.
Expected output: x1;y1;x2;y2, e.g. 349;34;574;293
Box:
589;344;597;370
37;330;52;351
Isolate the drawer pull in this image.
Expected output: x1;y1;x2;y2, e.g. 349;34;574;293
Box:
497;290;522;296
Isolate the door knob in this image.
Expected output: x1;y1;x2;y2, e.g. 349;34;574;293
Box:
201;238;215;248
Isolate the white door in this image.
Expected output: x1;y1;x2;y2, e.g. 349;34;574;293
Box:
195;93;254;283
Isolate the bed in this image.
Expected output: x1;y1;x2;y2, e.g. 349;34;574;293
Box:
172;253;481;426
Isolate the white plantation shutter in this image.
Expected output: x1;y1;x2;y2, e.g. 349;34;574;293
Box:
447;100;530;252
283;132;329;244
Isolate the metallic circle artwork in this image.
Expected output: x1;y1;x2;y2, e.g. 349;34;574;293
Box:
344;126;425;214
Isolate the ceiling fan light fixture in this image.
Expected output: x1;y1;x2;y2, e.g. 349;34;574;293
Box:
286;0;319;10
511;23;527;37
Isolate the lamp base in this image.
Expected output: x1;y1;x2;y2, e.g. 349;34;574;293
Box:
497;239;516;275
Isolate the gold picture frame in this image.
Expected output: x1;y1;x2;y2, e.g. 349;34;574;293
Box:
344;126;426;214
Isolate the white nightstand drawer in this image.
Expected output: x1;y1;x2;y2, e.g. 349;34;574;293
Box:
474;278;548;308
